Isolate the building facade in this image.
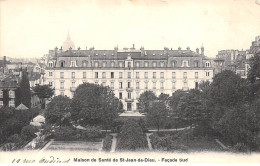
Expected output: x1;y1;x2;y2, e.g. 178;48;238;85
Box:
45;45;214;111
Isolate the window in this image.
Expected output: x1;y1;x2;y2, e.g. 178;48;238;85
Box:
0;101;3;107
145;82;148;89
60;92;64;96
102;72;106;78
49;81;53;87
172;61;177;67
206;72;210;77
135;62;140;67
60;72;64;79
102;62;107;67
144;62;149;67
183;61;188;67
110;72;114;79
153;72;156;79
128;82;131;88
153;82;156;89
71;61;76;67
95;81;98;84
9;100;15;107
128;92;131;99
136;82;140;89
72;81;75;88
111;82;114;89
0;91;3;98
183;72;187;79
172;82;176;89
48;62;53;67
128;62;131;68
145;72;148;79
160;61;165;67
83;72;86;79
94;62;99;67
160;82;164;89
119;62;123;68
153;62;157;67
119;92;122;99
128;72;131;78
136;72;139;79
82;61;87;67
49;72;53;77
172;72;176;79
119;82;123;89
119;72;123;79
102;82;106;86
195;82;199;89
95;72;98;78
194;61;199;67
9;91;15;98
183;82;188;89
160;72;164;79
206;62;210;67
195;72;198;79
60;82;64;89
71;72;75;79
111;62;115;67
136;92;140;99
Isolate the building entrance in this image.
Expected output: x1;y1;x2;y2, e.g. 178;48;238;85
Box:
127;103;132;111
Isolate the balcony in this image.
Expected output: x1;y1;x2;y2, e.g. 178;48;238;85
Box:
70;87;76;92
125;98;134;102
126;87;133;92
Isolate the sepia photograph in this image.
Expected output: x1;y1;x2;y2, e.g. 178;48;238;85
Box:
0;0;260;164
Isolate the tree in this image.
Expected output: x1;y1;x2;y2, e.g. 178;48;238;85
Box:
21;125;38;141
117;120;148;151
33;84;54;99
45;95;71;127
19;70;31;108
138;91;157;113
71;83;122;128
147;101;168;132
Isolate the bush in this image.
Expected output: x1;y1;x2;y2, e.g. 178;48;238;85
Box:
7;134;23;144
111;118;124;133
21;125;38;141
232;143;249;153
102;135;113;152
117;120;148;151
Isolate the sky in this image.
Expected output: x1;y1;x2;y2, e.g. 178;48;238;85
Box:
0;0;260;59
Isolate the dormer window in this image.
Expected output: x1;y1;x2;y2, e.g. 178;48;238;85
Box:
82;61;87;67
111;62;115;67
153;62;157;67
119;62;123;68
71;61;76;67
135;62;140;67
172;61;177;67
48;62;53;67
182;60;189;67
194;61;199;67
160;61;165;67
144;61;149;67
94;62;99;67
102;62;107;67
205;62;211;67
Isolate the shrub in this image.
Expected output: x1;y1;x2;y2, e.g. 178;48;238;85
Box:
117;120;148;151
21;125;38;141
7;134;23;145
102;135;113;152
232;143;249;153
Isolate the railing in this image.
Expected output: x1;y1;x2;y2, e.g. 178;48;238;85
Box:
125;98;134;102
126;87;133;92
70;87;76;91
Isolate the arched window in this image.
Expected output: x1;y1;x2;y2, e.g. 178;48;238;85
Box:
144;61;149;67
152;61;157;67
82;61;87;67
119;62;123;68
94;61;99;67
205;62;210;67
60;61;65;67
172;61;177;67
160;61;165;67
135;62;140;67
194;61;199;67
110;62;115;67
102;62;107;67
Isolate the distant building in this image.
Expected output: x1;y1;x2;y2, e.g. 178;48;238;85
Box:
45;38;214;111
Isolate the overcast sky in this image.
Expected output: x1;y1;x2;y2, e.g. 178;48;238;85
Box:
0;0;260;59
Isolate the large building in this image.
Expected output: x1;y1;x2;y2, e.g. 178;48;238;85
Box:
45;43;214;112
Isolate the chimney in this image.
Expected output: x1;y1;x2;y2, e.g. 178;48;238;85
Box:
187;47;190;51
60;46;63;52
196;48;199;54
178;47;181;51
133;44;135;49
171;48;172;50
201;46;204;56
